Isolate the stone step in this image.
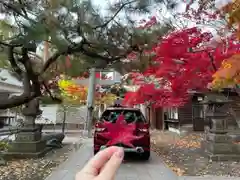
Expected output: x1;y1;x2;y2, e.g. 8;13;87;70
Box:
3;147;51;159
207;153;240;161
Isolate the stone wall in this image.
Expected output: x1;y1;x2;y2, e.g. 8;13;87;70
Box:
56;106;87;125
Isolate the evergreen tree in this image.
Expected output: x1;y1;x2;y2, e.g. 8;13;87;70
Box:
0;0;174;109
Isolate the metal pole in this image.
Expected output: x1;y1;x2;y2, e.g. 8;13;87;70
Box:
86;68;96;138
98;71;102;118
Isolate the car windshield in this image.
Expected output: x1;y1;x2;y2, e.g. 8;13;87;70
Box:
100;110;146;123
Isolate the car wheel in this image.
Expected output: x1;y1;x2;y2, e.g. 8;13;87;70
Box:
140;151;150;160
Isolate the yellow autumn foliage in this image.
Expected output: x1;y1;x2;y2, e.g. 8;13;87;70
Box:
221;0;240;39
211;54;240;89
58;78;117;105
95;93;117;106
58;78;88;104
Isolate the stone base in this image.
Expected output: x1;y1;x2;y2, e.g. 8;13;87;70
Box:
202;135;240;161
209;129;228;134
8;139;46;153
207;153;240;161
5;129;49;159
206;133;232;143
3;147;51;159
203;141;239;154
16;131;42;141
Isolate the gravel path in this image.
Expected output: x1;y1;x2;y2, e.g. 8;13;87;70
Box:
0;142;82;180
151;130;240;177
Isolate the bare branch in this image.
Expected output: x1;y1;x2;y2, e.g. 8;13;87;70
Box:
207;52;217;71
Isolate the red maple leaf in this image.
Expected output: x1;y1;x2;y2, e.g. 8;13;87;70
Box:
99;114;142;148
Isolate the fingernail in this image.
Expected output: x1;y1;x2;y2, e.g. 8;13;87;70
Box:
115;148;124;159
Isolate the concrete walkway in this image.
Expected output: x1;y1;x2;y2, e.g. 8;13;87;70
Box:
46;139;240;180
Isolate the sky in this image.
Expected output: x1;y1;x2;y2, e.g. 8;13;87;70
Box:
0;0;205;30
91;0;178;25
92;0;196;30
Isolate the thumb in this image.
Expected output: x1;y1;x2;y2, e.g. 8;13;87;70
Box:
98;147;124;180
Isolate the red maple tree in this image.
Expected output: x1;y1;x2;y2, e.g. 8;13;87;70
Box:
123;23;240;107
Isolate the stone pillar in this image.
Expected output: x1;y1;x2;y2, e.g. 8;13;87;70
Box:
202;93;240;161
5;98;47;159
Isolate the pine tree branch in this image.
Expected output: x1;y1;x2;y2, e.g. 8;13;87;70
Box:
0;1;36;24
0;46;42;109
21;47;41;94
42;81;62;103
17;0;28;17
8;46;22;75
94;0;137;29
0;41;22;47
0;62;40;110
80;44;135;64
0;72;34;109
40;48;72;74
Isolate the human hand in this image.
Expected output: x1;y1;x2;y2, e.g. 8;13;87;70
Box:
76;146;124;180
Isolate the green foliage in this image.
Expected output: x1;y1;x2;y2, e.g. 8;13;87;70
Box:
0;20;17;40
0;0;176;109
0;19;17;69
40;96;55;104
1;0;173;64
0;54;10;68
40;95;62;104
0;141;9;151
59;55;95;77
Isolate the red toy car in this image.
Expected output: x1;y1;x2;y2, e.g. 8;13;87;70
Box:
93;105;150;160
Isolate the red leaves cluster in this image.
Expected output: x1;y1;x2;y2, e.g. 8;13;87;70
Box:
99;114;142;147
138;16;157;29
181;0;222;25
123;27;240;108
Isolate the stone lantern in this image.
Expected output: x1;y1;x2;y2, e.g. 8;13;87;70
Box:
201;93;240;161
5;98;47;158
202;93;232;134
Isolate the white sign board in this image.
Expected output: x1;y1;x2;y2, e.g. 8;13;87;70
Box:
74;71;121;86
